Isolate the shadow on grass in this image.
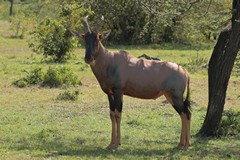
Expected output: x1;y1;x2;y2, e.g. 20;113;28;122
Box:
189;135;239;159
59;136;239;159
10;136;188;159
49;137;194;158
8;133;240;159
57;145;182;159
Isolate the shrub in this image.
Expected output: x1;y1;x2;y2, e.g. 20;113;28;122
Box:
28;2;91;62
10;15;26;39
8;2;37;39
41;66;63;87
217;110;240;138
29;17;77;62
57;90;79;101
13;66;81;88
13;67;44;87
24;68;44;85
42;66;80;88
13;79;28;88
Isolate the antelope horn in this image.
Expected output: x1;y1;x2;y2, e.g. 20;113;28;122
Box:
94;16;104;32
82;16;91;33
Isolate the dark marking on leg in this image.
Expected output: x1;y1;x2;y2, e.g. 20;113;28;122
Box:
172;105;182;115
164;91;191;149
107;90;123;150
112;88;123;112
108;95;115;111
112;89;123;147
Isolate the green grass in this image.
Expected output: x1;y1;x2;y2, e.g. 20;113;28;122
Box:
0;20;239;159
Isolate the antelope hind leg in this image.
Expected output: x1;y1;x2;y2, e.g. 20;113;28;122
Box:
164;93;191;149
178;112;191;149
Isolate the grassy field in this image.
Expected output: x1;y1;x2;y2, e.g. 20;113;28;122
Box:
0;21;239;159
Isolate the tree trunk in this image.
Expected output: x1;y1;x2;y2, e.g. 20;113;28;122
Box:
9;0;14;16
199;0;240;136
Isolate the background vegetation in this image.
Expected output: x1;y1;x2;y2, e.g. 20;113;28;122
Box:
0;0;239;159
0;0;231;45
1;0;233;62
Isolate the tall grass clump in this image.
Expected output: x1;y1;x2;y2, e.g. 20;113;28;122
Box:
217;110;240;138
57;90;79;101
183;52;208;72
233;53;240;76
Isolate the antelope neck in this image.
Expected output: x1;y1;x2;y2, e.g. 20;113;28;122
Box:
91;42;110;66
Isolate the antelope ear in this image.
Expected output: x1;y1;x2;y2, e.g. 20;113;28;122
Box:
99;30;111;40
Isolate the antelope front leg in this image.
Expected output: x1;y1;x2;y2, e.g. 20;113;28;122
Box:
107;91;123;150
107;110;122;150
115;109;122;146
107;111;118;150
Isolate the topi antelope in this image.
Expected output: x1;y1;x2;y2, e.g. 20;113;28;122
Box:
75;16;191;150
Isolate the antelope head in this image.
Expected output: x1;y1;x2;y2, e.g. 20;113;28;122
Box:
78;16;111;64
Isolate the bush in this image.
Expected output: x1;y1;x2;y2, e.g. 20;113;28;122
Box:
24;68;44;85
28;2;91;62
90;0;230;45
10;15;26;39
13;67;44;87
57;90;79;101
13;79;28;88
29;18;77;62
42;66;80;88
13;66;81;88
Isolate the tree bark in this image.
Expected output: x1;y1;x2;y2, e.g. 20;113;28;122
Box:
199;0;240;136
9;0;14;16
